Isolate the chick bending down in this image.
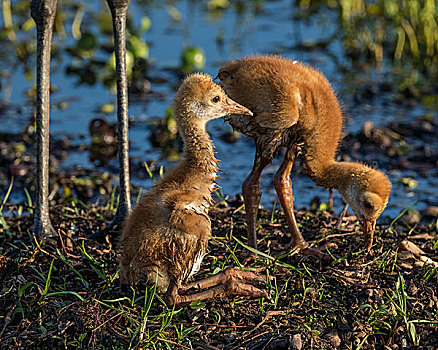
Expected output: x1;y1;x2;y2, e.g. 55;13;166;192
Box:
119;74;267;306
218;56;391;257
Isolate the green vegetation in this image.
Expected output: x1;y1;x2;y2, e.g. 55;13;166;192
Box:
1;0;437;105
299;0;438;67
0;195;437;348
299;0;438;100
0;1;437;348
180;47;206;74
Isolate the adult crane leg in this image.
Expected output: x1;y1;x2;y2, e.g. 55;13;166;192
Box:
242;148;272;250
273;148;336;259
104;0;132;235
31;0;58;241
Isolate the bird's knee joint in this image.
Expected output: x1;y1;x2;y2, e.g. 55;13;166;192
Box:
164;292;180;307
226;280;240;294
164;283;181;307
223;268;244;285
106;0;129;13
274;175;291;188
31;0;57;23
223;267;236;279
223;273;241;292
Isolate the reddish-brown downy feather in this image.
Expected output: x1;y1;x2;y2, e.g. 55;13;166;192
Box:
218;55;391;253
119;74;266;306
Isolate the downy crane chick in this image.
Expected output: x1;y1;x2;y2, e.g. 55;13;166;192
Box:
119;74;267;306
218;56;391;257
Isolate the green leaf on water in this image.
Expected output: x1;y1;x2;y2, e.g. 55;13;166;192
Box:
398;177;418;189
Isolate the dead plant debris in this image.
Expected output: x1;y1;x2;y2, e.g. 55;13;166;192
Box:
0;199;437;349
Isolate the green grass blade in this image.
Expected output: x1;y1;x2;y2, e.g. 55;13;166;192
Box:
143;161;156;184
24;187;33;215
42;259;55;297
45;291;85;301
389;199;418;230
0;178;13;213
232;236;301;272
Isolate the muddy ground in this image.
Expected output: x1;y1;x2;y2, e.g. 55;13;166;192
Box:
0;195;437;349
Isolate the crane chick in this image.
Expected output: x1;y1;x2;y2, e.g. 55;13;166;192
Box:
119;74;267;306
218;56;391;257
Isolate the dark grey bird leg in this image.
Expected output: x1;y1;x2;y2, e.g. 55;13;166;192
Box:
242;149;272;250
165;268;268;307
31;0;58;240
105;0;132;235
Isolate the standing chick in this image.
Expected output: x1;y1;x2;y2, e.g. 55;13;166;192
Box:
218;56;391;257
119;74;267;306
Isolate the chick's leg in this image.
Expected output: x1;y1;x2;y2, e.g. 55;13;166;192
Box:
180;268;265;292
165;268;268;307
273;148;305;248
328;189;349;229
274;149;336;259
329;189;335;214
242;151;272;249
335;203;349;229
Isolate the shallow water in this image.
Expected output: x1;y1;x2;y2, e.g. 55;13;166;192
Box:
1;0;437;218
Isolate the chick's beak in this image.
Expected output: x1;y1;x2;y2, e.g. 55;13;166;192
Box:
222;97;253;117
361;219;377;252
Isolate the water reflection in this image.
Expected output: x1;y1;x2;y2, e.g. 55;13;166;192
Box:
0;0;437;217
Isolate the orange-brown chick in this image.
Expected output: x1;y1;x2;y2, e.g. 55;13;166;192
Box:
218;55;391;255
119;73;267;305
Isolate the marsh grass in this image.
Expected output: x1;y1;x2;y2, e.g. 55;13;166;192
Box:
300;0;438;68
296;0;438;105
0;194;437;348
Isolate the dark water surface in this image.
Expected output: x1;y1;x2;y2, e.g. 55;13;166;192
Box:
1;0;437;218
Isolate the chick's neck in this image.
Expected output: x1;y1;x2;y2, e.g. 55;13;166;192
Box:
179;118;219;177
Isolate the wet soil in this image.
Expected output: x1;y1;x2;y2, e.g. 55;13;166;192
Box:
0;197;437;349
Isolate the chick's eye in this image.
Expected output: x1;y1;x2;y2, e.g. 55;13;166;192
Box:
212;96;220;103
